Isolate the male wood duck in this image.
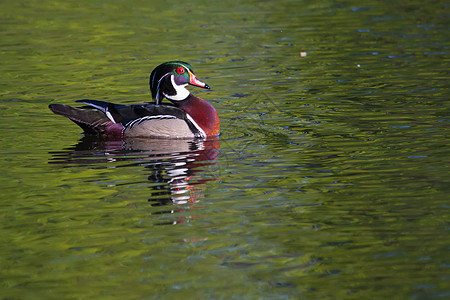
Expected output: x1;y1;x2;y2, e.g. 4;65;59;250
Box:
49;61;219;139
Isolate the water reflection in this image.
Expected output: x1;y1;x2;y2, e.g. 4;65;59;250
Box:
49;136;220;207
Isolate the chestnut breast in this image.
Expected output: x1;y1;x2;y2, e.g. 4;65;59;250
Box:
178;95;220;136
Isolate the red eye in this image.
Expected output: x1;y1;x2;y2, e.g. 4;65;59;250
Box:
176;67;185;74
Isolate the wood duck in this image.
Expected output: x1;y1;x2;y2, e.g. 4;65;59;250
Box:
49;61;220;139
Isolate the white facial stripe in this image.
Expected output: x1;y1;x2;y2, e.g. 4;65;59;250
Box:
179;63;192;74
155;72;171;102
164;75;190;101
156;73;171;93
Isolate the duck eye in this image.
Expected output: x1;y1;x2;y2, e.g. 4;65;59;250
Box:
176;67;185;74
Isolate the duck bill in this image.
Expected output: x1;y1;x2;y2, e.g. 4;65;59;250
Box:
188;70;210;89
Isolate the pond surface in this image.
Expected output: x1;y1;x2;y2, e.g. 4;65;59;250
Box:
1;0;449;298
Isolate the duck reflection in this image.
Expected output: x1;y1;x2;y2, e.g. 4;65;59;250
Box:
49;136;220;206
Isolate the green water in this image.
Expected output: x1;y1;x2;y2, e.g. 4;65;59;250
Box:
1;0;449;299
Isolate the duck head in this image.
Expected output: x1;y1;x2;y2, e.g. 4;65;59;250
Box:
149;61;210;104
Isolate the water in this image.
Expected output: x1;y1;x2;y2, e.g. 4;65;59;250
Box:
1;0;449;298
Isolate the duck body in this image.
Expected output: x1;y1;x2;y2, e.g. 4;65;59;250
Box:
49;61;219;139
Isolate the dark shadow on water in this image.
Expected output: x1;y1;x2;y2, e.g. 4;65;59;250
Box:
49;136;220;209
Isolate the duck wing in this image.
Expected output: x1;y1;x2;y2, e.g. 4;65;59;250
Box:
76;99;185;124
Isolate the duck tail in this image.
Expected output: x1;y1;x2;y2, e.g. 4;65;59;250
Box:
49;103;113;135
